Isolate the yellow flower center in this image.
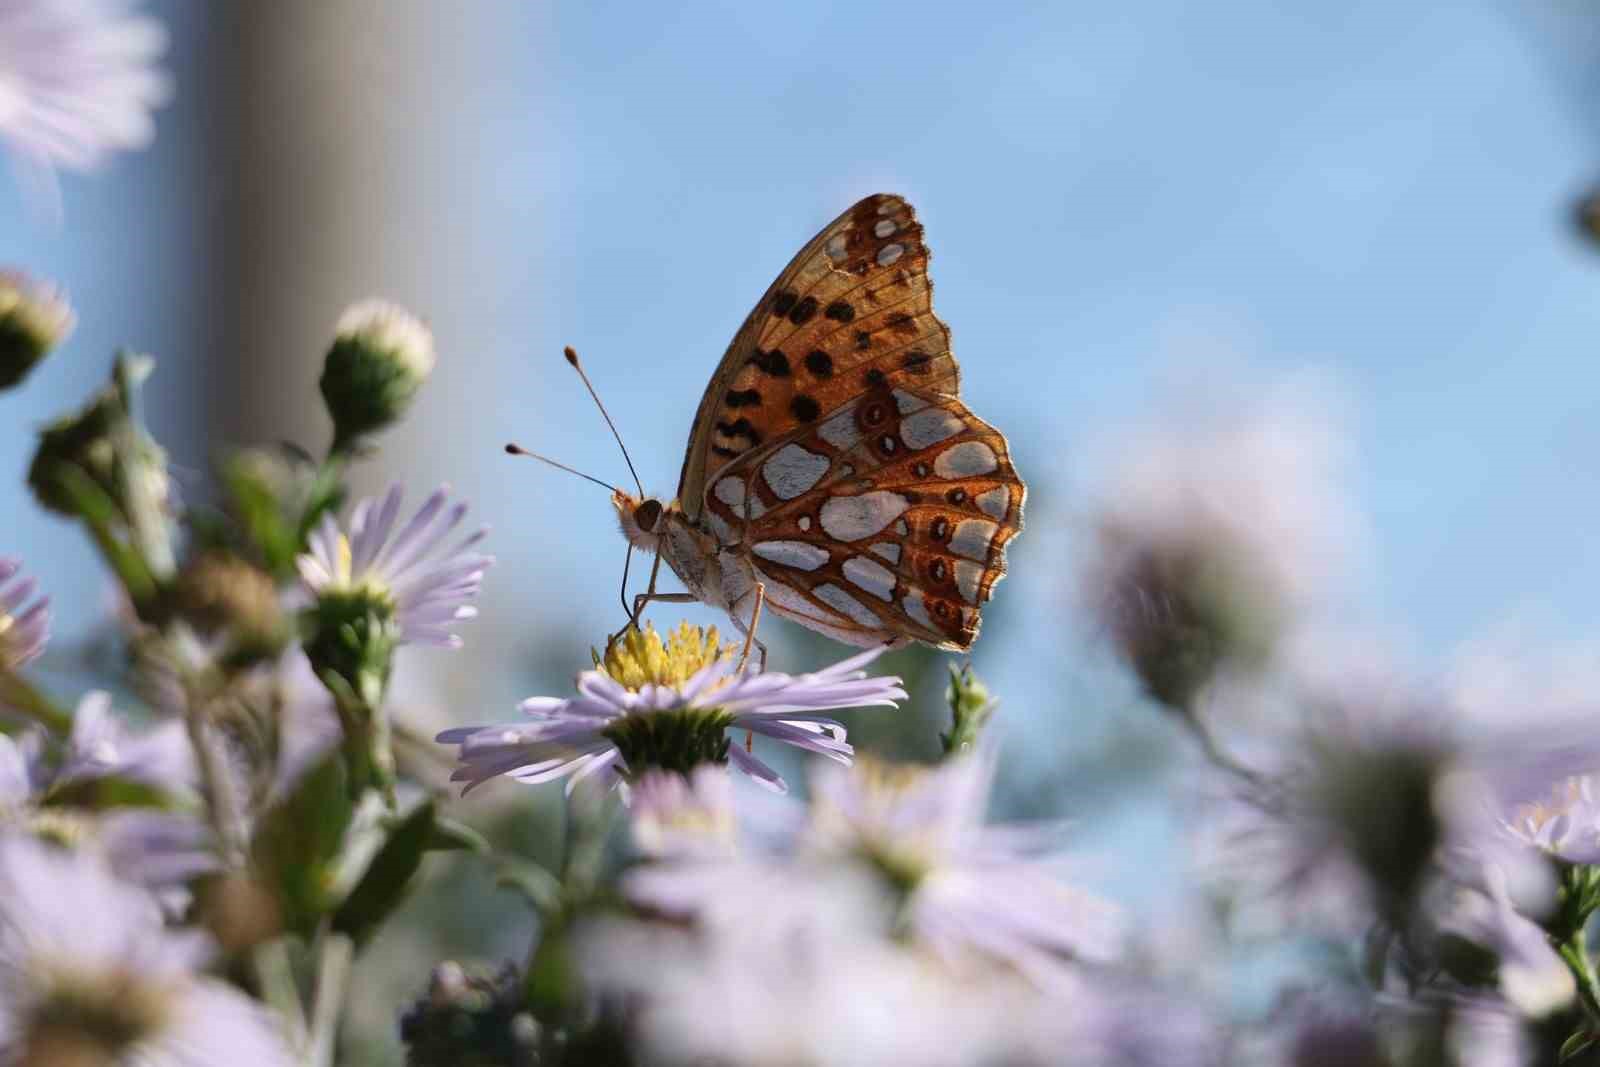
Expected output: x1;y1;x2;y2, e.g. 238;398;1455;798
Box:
596;622;735;692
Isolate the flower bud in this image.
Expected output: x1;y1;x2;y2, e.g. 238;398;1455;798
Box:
941;663;995;758
172;551;288;665
319;300;434;452
26;382;121;517
0;270;74;390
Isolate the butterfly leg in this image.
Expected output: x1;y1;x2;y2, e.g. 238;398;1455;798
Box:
736;581;768;673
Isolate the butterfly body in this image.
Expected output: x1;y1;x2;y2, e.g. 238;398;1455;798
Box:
620;194;1026;652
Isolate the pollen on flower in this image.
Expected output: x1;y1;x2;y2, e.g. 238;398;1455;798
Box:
596;622;736;692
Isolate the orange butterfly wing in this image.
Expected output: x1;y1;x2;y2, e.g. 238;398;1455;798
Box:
677;194;1024;650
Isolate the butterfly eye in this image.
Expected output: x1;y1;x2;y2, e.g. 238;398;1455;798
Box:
634;499;664;532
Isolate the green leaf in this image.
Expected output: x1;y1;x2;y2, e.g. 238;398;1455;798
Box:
45;776;173;812
332;799;436;946
251;752;353;936
1561;1028;1596;1062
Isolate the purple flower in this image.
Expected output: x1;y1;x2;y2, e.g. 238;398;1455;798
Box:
297;484;491;649
438;622;905;795
802;753;1124;985
0;835;293;1065
55;689;195;790
628;765;739;859
0;556;48;669
0;0;171;183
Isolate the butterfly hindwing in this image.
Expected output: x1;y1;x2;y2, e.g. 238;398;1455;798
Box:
676;193;1025;650
702;385;1024;650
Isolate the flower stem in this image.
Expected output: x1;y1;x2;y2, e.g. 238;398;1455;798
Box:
1177;706;1267;788
306;929;354;1067
253;937;307;1041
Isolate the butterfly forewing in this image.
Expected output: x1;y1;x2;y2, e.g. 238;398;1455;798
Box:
676;193;1025;650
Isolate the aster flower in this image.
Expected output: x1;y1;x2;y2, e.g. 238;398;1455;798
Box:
802;752;1124;985
438;622;905;795
0;556;48;669
0;270;73;389
1498;775;1600;866
0;0;171;189
54;689;195;791
298;484;490;653
1078;372;1357;711
0;711;211;898
0;835;292;1066
628;765;739;859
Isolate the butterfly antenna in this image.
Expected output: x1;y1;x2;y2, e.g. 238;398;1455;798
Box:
504;443;621;494
564;346;645;497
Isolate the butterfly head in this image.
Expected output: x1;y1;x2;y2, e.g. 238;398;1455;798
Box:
613;490;672;551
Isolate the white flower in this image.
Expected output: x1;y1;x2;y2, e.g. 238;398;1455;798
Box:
54;690;195;790
438;622;905;795
0;835;292;1066
297;484;491;650
0;0;170;177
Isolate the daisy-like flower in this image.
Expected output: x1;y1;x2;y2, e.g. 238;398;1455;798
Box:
0;835;292;1066
1498;775;1600;866
628;765;739;859
297;485;490;688
802;753;1124;985
0;270;73;389
54;690;195;791
0;0;170;188
0;704;211;900
438;622;905;795
0;556;48;669
320;300;436;451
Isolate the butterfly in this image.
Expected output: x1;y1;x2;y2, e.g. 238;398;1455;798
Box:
613;193;1026;653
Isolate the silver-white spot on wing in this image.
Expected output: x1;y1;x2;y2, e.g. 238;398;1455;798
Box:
893;519;909;536
876;243;905;267
950;519;998;562
752;540;830;571
869;542;901;564
798;516;812;531
820;491;910;542
814;583;883;628
976;486;1009;519
934;441;998;478
714;477;745;509
901;408;965;450
902;593;933;630
955;560;983;604
893;388;928;415
762;444;830;501
708;512;737;545
874;218;898;238
819;408;863;451
842;556;896;602
762;576;835;623
825;232;849;265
